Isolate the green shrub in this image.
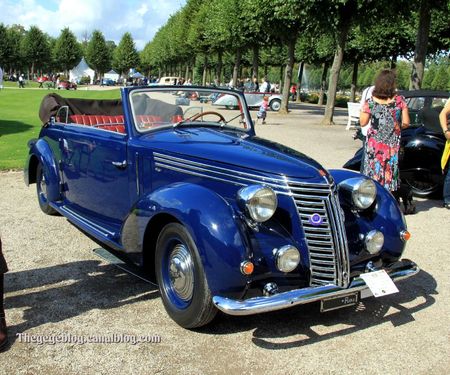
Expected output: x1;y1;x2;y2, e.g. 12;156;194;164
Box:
79;76;91;85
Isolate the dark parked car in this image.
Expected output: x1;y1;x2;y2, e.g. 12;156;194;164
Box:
57;80;77;90
100;78;116;86
344;90;449;198
25;87;418;328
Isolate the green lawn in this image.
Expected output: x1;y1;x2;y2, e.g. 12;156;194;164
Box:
0;86;120;170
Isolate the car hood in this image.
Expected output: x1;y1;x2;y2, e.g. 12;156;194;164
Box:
138;127;330;182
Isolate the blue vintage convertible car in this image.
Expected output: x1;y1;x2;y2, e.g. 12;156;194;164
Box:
25;86;418;328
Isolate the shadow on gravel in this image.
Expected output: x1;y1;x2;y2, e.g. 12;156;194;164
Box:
288;102;348;118
413;198;446;213
3;260;158;347
0;120;33;136
197;269;436;348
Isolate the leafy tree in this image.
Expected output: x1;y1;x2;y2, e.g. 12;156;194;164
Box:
0;24;10;68
112;32;139;78
431;64;449;90
54;28;82;75
242;0;304;113
410;0;448;89
0;24;26;73
86;30;111;79
21;25;50;77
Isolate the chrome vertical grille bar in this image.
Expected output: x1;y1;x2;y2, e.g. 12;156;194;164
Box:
288;182;350;288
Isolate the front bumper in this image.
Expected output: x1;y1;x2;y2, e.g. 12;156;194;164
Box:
213;259;419;316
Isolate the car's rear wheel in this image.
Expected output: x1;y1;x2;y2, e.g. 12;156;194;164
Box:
403;177;441;198
36;163;58;215
155;223;217;328
270;99;281;111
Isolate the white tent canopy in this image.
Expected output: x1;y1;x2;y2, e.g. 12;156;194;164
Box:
69;57;95;84
104;69;119;82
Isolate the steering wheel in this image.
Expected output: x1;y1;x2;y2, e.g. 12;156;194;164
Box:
189;111;226;122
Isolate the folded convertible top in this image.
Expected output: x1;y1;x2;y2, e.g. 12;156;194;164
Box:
39;93;123;124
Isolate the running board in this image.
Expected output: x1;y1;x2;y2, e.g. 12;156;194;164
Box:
93;248;155;285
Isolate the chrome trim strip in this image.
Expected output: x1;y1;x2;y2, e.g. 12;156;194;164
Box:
135;152;140;196
155;152;290;185
59;206;116;237
332;193;351;286
213;260;419;316
153;152;330;194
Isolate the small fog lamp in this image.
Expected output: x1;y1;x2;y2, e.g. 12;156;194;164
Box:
274;245;300;273
365;230;384;254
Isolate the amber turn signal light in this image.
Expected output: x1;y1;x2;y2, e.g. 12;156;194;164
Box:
400;230;411;241
240;261;254;275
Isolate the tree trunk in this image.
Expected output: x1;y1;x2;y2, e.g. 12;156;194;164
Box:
192;57;196;83
410;0;431;90
296;61;304;102
185;64;189;80
350;60;358;102
216;50;223;85
390;55;397;69
279;65;283;91
202;55;207;86
232;48;241;87
252;44;259;81
280;38;296;114
321;24;349;125
318;62;328;106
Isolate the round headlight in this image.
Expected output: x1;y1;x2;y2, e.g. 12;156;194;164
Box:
274;245;300;273
353;179;377;209
365;230;384;254
237;185;277;222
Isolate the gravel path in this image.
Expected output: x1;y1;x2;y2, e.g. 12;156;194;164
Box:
1;105;449;374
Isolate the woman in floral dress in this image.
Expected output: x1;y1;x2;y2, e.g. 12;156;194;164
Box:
360;70;410;192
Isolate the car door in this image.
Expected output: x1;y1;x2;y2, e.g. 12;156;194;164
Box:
60;125;130;225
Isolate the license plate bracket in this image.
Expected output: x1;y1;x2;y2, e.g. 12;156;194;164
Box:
320;292;359;312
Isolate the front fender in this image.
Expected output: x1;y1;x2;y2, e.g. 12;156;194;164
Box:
329;169;407;261
24;138;60;202
122;183;249;297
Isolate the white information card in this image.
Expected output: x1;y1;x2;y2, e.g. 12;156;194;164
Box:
360;269;399;297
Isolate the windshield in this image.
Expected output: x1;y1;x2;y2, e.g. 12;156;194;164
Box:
129;87;252;133
404;94;448;131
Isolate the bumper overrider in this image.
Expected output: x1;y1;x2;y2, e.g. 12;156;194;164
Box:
213;259;419;316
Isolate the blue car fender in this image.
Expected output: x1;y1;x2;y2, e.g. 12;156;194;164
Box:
329;169;407;259
25;138;61;202
123;182;249;296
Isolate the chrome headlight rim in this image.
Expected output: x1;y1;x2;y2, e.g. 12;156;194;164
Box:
339;177;377;210
353;178;377;209
274;245;301;273
365;230;384;254
237;184;278;223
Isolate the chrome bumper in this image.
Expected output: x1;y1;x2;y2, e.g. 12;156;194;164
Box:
213;259;419;316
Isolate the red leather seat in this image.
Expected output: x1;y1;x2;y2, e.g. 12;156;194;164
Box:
69;115;125;134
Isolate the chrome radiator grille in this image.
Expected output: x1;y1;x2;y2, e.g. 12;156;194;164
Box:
288;181;350;288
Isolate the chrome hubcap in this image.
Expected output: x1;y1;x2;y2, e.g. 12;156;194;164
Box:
39;174;48;199
169;244;194;301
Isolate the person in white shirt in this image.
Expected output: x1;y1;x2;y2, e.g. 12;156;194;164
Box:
360;86;374;136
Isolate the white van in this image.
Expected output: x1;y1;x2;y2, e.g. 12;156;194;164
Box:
156;76;179;85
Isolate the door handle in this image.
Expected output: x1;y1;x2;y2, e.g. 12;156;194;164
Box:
112;160;127;169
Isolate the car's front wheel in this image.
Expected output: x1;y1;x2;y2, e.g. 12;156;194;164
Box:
155;223;217;328
36;163;58;215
